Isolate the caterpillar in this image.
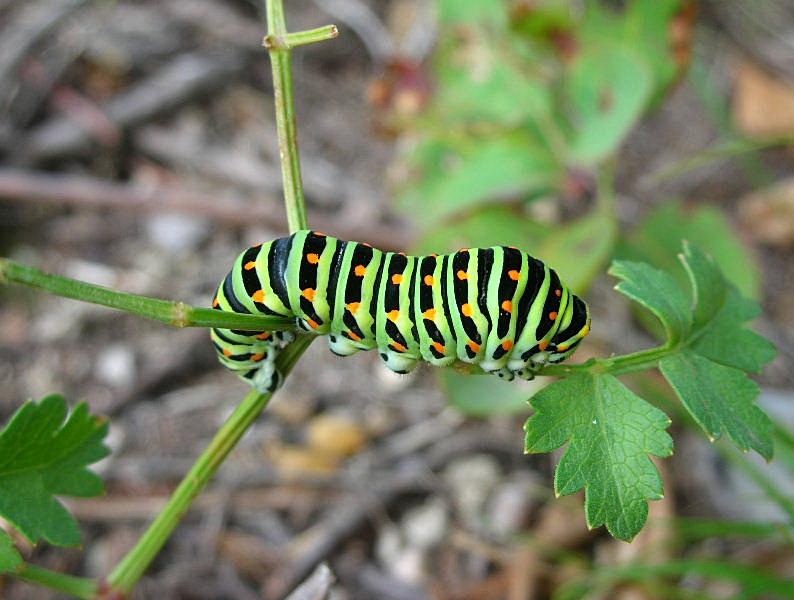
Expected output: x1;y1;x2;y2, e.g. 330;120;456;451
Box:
211;230;590;392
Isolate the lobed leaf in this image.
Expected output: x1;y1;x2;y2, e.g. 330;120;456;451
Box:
609;260;691;345
0;395;109;546
660;351;773;460
524;373;673;540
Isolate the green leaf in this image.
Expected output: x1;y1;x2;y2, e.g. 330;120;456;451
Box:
660;351;773;459
681;243;776;373
0;395;110;546
609;260;691;345
524;373;673;540
437;0;507;27
434;36;553;127
621;201;761;300
440;370;537;417
566;44;653;164
413;207;550;255
0;529;22;574
537;211;617;294
396;135;562;226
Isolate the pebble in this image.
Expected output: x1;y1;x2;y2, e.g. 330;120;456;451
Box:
95;344;136;388
443;454;502;527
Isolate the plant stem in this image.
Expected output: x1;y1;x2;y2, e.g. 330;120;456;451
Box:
106;338;311;594
13;563;97;599
264;24;338;50
537;344;678;378
0;258;293;331
104;2;329;595
266;0;335;233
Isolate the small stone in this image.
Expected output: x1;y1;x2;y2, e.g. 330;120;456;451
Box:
145;214;210;253
443;454;501;527
95;344;136;388
402;497;448;549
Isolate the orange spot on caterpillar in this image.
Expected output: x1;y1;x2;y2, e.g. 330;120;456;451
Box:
459;248;469;253
555;289;562;297
354;265;367;277
539;340;549;351
252;290;266;303
387;310;400;322
432;341;445;354
223;348;233;357
313;231;326;237
390;342;407;353
508;270;520;281
398;251;406;256
467;340;480;353
307;318;320;330
307;253;320;264
212;297;220;308
502;340;514;351
348;330;362;341
391;273;403;284
244;261;257;270
302;288;316;302
557;344;569;351
255;332;271;340
461;303;473;317
423;308;436;320
549;311;558;321
424;274;435;286
362;242;373;248
430;253;439;257
251;353;265;362
501;300;512;313
346;302;361;314
457;270;469;280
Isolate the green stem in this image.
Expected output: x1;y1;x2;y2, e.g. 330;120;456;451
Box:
264;24;339;50
104;2;329;595
0;258;293;332
106;337;312;594
13;563;97;599
537;344;677;378
266;0;335;233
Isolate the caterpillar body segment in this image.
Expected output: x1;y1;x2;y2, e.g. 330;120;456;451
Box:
212;231;591;392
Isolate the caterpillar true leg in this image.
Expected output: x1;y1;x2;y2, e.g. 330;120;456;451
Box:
211;231;590;392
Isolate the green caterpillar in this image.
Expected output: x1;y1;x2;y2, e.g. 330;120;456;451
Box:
211;230;590;392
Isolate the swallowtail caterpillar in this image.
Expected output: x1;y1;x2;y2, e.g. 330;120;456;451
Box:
212;231;590;392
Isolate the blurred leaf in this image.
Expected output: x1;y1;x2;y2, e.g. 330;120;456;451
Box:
0;530;21;574
661;352;772;459
566;43;653;163
413;207;549;255
437;0;507;27
623;0;683;94
538;211;617;293
0;395;109;546
621;201;761;299
525;373;673;541
435;44;553;126
609;260;692;346
396;134;562;226
440;370;539;417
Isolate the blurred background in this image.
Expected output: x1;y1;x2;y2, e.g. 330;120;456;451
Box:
1;0;794;598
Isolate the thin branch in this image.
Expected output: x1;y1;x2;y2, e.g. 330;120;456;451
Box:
0;258;294;331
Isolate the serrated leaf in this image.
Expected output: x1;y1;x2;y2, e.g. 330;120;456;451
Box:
681;243;776;373
0;529;21;574
609;260;691;345
0;395;109;546
524;373;672;540
660;351;773;459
